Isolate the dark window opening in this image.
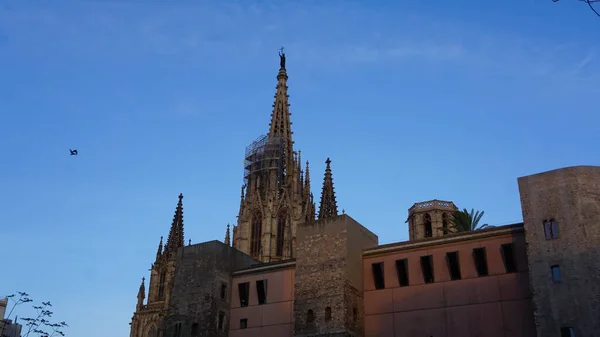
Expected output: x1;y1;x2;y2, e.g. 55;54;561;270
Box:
218;312;225;330
371;262;385;289
543;219;559;239
353;307;358;322
424;213;432;238
446;252;462;280
306;309;314;324
395;259;409;287
473;247;489;276
220;282;227;300
501;243;517;273
158;271;166;300
174;323;182;337
551;265;562;282
420;255;435;284
325;307;332;321
256;279;267;305
442;213;449;235
240;319;247;329
250;211;262;257
560;327;575;337
276;212;286;256
191;323;198;337
238;282;250;307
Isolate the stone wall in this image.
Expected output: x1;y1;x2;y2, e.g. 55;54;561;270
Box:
518;166;600;337
165;241;257;337
293;214;378;337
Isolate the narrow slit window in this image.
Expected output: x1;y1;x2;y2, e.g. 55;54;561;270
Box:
473;247;489;276
420;255;435;284
551;265;561;282
191;323;198;337
306;309;314;324
238;282;250;307
372;262;385;289
220;282;227;300
543;219;559;239
256;279;267;305
395;259;409;287
442;213;449;235
218;312;225;330
560;327;575;337
325;307;332;321
446;252;462;280
240;319;247;329
501;243;517;273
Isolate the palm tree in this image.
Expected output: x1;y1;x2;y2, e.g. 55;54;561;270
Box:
449;208;489;232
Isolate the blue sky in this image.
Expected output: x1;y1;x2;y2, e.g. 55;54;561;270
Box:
0;0;598;336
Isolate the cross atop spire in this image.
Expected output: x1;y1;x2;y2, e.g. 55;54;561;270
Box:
165;193;185;256
318;158;339;219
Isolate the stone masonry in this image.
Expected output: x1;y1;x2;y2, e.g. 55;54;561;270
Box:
518;166;600;337
293;214;378;337
165;241;257;337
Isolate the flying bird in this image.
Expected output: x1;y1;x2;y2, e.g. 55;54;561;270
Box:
69;149;78;156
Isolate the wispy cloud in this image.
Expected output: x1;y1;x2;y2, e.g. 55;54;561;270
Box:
0;0;597;91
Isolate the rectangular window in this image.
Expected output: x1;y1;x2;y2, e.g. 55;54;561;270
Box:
238;282;250;307
446;251;462;280
395;259;409;287
240;318;247;329
544;220;559;239
218;311;225;330
256;279;267;305
220;282;227;300
372;262;385;289
473;248;489;276
420;255;435;284
551;265;561;282
560;327;575;337
501;243;518;273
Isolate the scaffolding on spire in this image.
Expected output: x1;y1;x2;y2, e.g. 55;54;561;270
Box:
243;134;286;190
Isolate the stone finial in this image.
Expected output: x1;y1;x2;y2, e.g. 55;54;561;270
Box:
225;224;231;246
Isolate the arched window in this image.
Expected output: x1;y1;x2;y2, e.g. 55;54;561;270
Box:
442;213;449;235
306;309;314;324
325;307;332;321
158;271;166;300
424;213;432;238
147;325;157;337
191;323;199;337
250;210;262;256
276;210;287;256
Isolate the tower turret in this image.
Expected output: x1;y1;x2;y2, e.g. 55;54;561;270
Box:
406;199;458;240
318;158;339;219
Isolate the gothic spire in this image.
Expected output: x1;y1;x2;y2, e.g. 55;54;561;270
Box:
156;236;163;261
165;193;184;255
225;224;231;246
136;277;145;309
268;48;294;176
318;158;338;219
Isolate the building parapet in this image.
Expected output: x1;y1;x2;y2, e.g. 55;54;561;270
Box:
364;223;524;257
233;258;296;276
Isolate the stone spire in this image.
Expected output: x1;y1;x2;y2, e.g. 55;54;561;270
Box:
318;158;338;219
136;277;145;310
268;47;295;178
165;193;184;256
303;160;316;223
155;236;163;261
224;224;231;246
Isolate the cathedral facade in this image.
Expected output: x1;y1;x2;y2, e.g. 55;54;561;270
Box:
129;53;600;337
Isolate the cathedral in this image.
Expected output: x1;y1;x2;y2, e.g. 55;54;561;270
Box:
129;52;600;337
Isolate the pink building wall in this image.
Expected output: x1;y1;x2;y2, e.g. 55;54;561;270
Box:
363;227;536;337
229;264;295;337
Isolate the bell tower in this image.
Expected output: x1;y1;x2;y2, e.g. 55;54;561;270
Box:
232;49;316;262
407;199;458;240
